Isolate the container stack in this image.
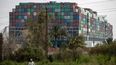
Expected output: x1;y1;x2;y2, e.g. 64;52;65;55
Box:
105;23;113;39
98;16;106;41
9;3;36;42
78;8;87;37
78;7;113;42
9;1;113;47
91;11;97;41
46;2;80;47
79;8;93;41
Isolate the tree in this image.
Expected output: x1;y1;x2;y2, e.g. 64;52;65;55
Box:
68;35;85;49
68;35;85;61
12;11;48;61
26;11;47;48
102;38;113;45
14;47;44;61
20;10;52;60
49;25;67;47
106;38;113;44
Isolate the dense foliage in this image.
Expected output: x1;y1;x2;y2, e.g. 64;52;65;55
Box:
90;39;116;56
0;55;116;65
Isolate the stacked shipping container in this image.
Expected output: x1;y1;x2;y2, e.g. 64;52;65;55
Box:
9;1;113;47
46;2;80;47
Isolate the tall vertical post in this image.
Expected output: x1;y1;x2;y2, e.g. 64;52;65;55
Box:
0;33;3;61
45;7;48;58
87;13;89;41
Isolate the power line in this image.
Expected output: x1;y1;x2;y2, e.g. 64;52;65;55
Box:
0;16;8;18
98;9;116;13
96;8;116;11
79;0;116;5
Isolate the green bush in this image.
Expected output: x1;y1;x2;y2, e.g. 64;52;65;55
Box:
14;47;45;62
108;56;116;65
53;49;73;62
76;55;90;64
0;60;17;65
36;61;77;65
94;55;109;65
90;43;116;56
1;57;116;65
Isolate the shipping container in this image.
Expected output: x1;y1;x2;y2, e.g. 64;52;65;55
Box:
9;2;113;47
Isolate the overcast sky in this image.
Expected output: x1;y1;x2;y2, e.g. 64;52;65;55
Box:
0;0;116;39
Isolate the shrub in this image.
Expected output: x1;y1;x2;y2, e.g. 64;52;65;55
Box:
0;60;17;65
89;43;116;56
14;47;45;62
76;55;90;64
108;56;116;65
54;49;73;62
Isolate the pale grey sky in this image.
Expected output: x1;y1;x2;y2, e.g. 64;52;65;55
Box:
0;0;116;39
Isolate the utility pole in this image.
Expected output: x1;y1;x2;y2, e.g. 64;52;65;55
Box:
45;7;48;58
87;13;89;41
0;33;3;60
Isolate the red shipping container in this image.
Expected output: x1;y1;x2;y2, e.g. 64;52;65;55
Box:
73;20;79;24
15;12;19;16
